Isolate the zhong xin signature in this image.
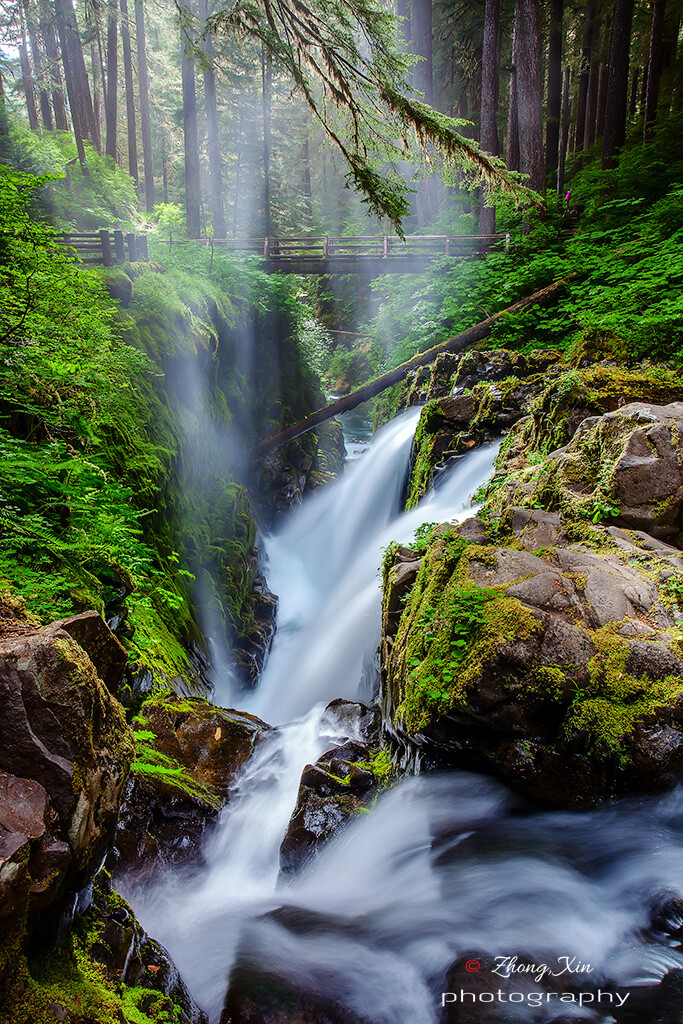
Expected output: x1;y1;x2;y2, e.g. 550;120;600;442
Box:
492;956;593;983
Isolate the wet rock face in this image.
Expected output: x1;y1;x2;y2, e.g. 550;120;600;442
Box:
0;612;133;985
398;349;561;411
547;403;683;541
222;969;368;1024
77;876;208;1024
112;693;270;879
382;514;683;808
279;700;383;874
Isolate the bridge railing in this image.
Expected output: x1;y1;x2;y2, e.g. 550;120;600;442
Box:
53;231;506;266
54;230;149;264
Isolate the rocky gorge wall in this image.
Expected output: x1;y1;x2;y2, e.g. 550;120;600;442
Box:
380;342;683;807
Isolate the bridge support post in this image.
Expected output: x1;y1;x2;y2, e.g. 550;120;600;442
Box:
126;233;137;262
99;229;113;266
113;231;126;263
137;234;149;261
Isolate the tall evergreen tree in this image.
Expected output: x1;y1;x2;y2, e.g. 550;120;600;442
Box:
119;0;138;182
545;0;563;182
181;26;201;237
602;0;634;167
644;0;666;141
514;0;544;191
105;0;118;159
480;0;500;233
135;0;155;210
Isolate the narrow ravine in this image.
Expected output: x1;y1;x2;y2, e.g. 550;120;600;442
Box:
124;410;683;1024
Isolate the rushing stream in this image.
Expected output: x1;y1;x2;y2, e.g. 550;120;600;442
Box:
124;410;683;1024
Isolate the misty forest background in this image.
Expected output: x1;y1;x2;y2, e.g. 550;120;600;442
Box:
1;0;681;239
0;0;681;693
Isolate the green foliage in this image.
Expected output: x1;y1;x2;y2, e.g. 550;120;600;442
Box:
131;726;221;809
1;118;138;230
0;167;327;691
203;0;535;235
406;581;498;718
0;168;177;640
408;521;438;553
368;112;683;368
591;500;620;524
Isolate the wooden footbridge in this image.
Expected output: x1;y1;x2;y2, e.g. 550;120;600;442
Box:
56;231;506;274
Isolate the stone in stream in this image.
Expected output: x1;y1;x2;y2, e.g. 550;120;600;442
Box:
278;700;385;874
111;692;270;880
221;905;376;1024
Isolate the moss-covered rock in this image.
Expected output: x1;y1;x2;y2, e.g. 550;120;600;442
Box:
111;692;269;878
491;402;683;544
381;516;683;807
0;874;207;1024
279;700;388;874
0;614;133;998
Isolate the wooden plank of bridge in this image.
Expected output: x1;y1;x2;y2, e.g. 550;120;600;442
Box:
254;275;575;456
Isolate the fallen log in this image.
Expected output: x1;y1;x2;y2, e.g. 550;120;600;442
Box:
255;274;574;456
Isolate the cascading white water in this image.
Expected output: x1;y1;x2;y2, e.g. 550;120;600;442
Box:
124;409;683;1024
245;410;499;724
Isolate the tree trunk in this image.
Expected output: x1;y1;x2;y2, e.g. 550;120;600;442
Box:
120;0;138;183
506;33;520;171
199;0;225;237
135;0;155;211
105;0;117;160
629;67;639;117
479;0;500;234
644;0;666;141
412;0;434;226
90;42;103;148
256;276;575;455
595;57;608;140
545;0;563;183
53;0;89;173
514;0;544;192
25;1;53;129
302;129;313;227
58;0;100;151
602;0;634;168
261;47;272;237
161;132;168;202
574;0;594;152
583;19;600;147
19;2;40;131
181;29;201;238
557;65;571;194
40;3;69;131
412;0;433;104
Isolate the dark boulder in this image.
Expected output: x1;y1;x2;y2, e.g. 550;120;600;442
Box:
112;693;270;879
0;613;133;989
279;700;385;874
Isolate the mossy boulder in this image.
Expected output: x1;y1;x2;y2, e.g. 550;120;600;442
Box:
112;692;269;878
497;364;683;476
1;874;207;1024
493;402;683;543
381;516;683;807
0;613;133;995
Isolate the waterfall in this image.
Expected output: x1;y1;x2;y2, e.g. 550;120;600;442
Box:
124;409;683;1024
